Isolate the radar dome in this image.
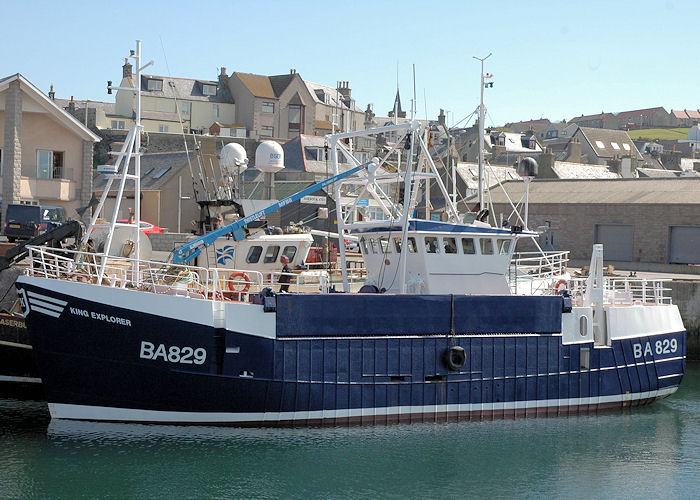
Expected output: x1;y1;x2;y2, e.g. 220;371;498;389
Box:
220;143;248;173
255;141;285;173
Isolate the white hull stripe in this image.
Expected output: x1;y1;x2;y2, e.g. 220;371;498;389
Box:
27;291;67;306
0;375;42;384
30;305;61;318
49;387;679;423
0;339;32;350
30;298;64;312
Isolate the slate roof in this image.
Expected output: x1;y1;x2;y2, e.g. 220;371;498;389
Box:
484;178;700;205
575;127;643;160
551;161;619;179
305;81;362;112
93;152;194;191
269;74;296;97
455;162;520;190
53;98;116;114
139;74;233;103
570;112;615;123
234;72;276;99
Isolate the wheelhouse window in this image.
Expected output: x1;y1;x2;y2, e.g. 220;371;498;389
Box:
360;237;368;254
393;237;402;253
146;79;163;91
443;237;457;254
282;245;297;262
262;101;275;113
379;237;391;253
264;245;280;263
497;239;511;255
36;150;64;179
425;236;439;253
462;238;476;254
246;246;262;263
369;238;378;254
407;237;417;253
480;238;494;255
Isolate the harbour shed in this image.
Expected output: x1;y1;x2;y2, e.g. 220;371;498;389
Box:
486;178;700;266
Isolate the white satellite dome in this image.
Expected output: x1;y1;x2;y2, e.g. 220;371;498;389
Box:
255;141;285;173
220;143;248;173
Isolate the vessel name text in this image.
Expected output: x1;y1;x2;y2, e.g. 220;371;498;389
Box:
633;338;678;359
70;307;132;326
140;341;207;365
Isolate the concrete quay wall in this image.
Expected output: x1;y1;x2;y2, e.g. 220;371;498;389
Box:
669;280;700;360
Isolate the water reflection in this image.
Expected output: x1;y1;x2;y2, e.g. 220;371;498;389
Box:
1;363;698;499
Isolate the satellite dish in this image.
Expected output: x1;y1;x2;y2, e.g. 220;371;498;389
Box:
220;143;248;174
255;141;285;173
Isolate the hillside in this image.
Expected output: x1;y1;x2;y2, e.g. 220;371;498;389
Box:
626;128;690;141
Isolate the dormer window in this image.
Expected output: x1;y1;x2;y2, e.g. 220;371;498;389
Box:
202;84;217;96
146;79;163;91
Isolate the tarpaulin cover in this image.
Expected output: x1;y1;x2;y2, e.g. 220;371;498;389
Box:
275;294;563;337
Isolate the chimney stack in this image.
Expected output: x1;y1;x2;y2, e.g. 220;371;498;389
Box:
337;80;351;99
48;84;55;100
122;57;133;79
69;96;75;111
438;109;446;127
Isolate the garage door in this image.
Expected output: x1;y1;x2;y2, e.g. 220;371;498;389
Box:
595;224;634;261
669;226;700;264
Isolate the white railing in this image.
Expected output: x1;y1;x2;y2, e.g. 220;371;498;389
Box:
566;277;673;306
509;251;569;295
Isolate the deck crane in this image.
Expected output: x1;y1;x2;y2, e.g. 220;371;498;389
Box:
171;160;373;265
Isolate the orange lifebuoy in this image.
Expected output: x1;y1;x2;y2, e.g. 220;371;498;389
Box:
553;279;568;294
227;271;250;300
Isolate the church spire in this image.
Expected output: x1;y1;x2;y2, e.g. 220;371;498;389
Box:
388;89;406;119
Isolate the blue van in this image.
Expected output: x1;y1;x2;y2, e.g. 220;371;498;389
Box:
3;204;67;242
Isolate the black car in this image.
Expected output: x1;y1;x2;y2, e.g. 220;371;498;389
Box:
3;204;67;242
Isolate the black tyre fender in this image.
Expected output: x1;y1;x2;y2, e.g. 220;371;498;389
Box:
443;345;466;371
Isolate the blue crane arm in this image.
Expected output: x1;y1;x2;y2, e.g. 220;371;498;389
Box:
172;161;369;264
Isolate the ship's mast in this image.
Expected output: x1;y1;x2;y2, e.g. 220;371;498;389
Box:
473;53;492;209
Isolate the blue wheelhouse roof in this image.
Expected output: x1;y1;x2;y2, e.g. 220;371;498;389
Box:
349;219;535;236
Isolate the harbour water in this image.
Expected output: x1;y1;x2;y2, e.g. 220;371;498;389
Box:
1;363;698;499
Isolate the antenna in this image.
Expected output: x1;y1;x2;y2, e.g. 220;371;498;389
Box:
411;64;416;120
473;52;492;209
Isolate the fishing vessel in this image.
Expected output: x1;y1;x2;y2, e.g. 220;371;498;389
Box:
16;42;685;425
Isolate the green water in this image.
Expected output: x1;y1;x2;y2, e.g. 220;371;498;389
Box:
1;363;699;499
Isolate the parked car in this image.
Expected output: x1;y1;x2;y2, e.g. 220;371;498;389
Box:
3;204;67;242
116;220;163;235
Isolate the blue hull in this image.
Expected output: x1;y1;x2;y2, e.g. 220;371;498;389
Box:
18;281;686;425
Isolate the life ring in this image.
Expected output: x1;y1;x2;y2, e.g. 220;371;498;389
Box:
443;346;466;371
227;271;250;300
553;279;568;294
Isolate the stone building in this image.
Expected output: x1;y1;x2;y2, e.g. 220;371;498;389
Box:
487;178;700;266
0;73;100;222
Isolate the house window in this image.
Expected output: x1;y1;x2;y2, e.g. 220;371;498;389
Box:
595;140;605;149
611;142;620;150
111;120;126;130
181;102;190;115
262;101;275;113
260;125;273;137
146;79;163;91
158;124;169;133
36;150;64;179
289;105;303;129
622;143;631;151
213;104;220;118
202;84;217;96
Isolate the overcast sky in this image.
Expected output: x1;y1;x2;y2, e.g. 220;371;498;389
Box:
4;0;697;127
